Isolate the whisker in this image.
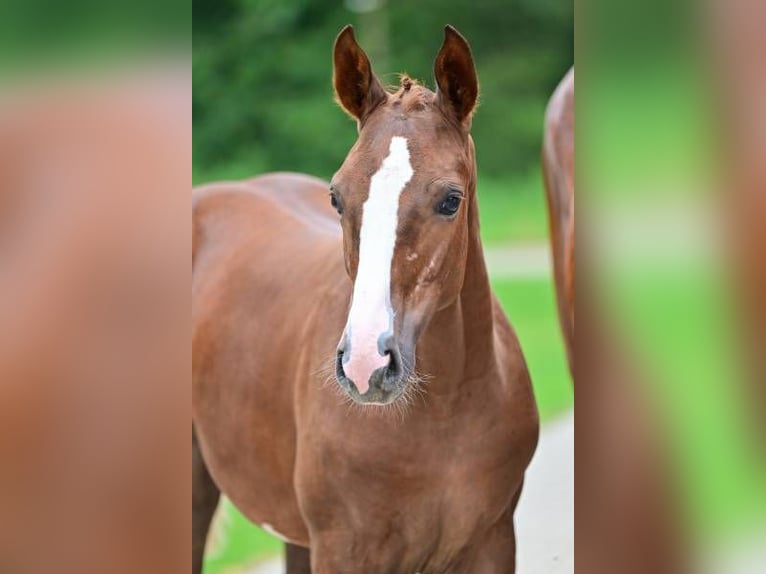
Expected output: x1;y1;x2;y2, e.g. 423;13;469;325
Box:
310;346;433;423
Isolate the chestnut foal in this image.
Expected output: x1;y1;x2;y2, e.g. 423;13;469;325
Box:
192;26;538;573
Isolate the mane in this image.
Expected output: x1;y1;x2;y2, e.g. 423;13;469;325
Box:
387;75;435;113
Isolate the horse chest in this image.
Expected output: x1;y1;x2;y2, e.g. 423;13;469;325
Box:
296;411;520;566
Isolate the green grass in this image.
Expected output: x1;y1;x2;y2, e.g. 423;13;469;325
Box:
493;277;573;421
203;499;281;573
477;172;549;245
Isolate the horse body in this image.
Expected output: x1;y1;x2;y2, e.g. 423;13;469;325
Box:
193;173;344;544
193;26;538;573
193;172;537;572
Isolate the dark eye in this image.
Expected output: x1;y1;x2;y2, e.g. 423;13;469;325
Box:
329;190;343;215
438;193;462;216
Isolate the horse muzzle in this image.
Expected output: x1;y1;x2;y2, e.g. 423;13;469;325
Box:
335;334;406;405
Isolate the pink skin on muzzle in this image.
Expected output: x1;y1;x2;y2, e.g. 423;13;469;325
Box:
342;304;390;395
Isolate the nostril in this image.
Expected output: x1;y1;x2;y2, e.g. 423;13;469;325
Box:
378;333;396;356
377;335;400;376
385;348;402;379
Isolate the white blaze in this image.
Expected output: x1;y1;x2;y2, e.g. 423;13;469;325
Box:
343;136;413;394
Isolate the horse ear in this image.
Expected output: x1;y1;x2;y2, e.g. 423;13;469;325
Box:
434;25;478;126
333;25;387;122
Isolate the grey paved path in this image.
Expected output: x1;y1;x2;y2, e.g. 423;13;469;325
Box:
485;242;551;279
516;410;574;574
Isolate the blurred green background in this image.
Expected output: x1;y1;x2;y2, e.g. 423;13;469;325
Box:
0;0;189;73
193;0;573;182
194;0;573;571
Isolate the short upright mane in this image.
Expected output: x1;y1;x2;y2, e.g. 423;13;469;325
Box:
388;75;434;113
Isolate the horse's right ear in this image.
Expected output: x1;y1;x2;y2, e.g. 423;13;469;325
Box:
333;25;387;123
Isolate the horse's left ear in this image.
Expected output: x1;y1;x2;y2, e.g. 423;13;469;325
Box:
434;25;478;127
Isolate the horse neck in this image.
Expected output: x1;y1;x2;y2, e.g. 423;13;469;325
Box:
416;155;496;400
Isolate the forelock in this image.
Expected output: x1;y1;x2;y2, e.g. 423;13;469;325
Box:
388;76;435;114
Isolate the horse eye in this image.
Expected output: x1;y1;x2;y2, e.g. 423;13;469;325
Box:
438;194;462;216
329;192;343;215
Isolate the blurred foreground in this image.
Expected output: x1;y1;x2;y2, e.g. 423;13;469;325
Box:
0;65;191;574
0;0;764;573
577;0;766;572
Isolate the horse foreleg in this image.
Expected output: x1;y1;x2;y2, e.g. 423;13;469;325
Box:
467;484;523;573
285;542;311;574
192;427;220;574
